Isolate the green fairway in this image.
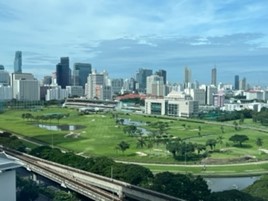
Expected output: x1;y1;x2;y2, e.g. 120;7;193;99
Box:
1;107;268;175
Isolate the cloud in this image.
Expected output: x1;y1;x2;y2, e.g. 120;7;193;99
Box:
0;1;268;85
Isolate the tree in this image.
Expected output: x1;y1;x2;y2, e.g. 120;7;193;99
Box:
239;113;245;124
116;141;130;154
123;125;137;136
17;181;39;201
229;134;249;147
206;139;217;150
198;126;202;136
195;144;206;154
150;121;169;135
210;190;264;201
53;191;77;201
233;121;239;130
55;114;64;124
217;135;224;148
244;175;268;201
136;137;146;148
220;125;225;133
113;163;153;186
256;137;263;147
150;172;211;201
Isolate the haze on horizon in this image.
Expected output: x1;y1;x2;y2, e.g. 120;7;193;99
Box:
0;0;268;85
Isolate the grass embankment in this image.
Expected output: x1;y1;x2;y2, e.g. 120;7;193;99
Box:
1;107;268;175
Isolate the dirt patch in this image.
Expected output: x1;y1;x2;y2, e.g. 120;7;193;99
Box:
64;132;80;138
136;152;147;156
259;149;268;154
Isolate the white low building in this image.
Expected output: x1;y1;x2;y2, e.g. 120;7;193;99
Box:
145;91;199;118
223;102;268;112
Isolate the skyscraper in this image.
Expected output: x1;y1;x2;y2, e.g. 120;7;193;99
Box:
136;68;153;93
146;74;165;96
211;67;217;86
184;67;192;87
56;57;70;89
234;75;239;90
0;67;10;86
86;70;111;100
239;77;247;90
156;69;167;84
73;63;92;87
14;51;22;73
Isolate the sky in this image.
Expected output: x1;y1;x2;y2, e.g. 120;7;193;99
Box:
0;0;268;85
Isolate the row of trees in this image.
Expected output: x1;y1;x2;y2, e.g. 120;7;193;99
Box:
253;107;268;126
21;113;69;124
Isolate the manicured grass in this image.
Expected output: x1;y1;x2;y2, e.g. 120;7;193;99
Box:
144;162;268;176
1;107;268;175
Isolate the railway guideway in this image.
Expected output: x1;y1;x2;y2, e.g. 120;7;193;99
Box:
6;149;184;201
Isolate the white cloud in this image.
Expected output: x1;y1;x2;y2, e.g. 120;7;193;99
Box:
0;0;268;84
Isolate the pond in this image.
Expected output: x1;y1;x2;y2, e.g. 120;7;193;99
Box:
122;119;151;135
205;176;260;192
37;124;86;131
122;118;147;126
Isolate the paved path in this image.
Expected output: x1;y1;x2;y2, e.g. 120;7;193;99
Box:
116;159;268;167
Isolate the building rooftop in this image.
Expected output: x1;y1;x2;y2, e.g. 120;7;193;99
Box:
0;152;22;172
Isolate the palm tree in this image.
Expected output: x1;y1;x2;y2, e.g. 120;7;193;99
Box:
256;137;263;148
136;137;146;148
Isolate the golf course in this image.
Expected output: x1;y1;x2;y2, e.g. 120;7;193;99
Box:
1;106;268;176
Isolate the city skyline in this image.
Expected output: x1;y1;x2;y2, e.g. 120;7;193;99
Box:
1;1;268;85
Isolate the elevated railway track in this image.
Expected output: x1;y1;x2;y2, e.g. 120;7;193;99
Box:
3;148;184;201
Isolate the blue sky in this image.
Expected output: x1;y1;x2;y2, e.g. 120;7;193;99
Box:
0;0;268;85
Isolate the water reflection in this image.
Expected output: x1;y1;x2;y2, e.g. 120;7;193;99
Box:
37;124;86;131
205;176;260;192
122;119;150;135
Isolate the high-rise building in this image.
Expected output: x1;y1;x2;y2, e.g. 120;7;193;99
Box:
146;74;165;97
56;57;70;89
42;76;52;85
12;73;39;101
86;70;111;100
46;86;68;101
14;51;22;73
0;67;10;86
136;68;153;93
0;85;12;100
184;67;192;87
111;78;123;94
234;75;239;90
66;86;84;97
156;69;167;84
73;63;92;87
211;67;217;86
239;77;247;90
205;85;218;105
190;89;206;105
